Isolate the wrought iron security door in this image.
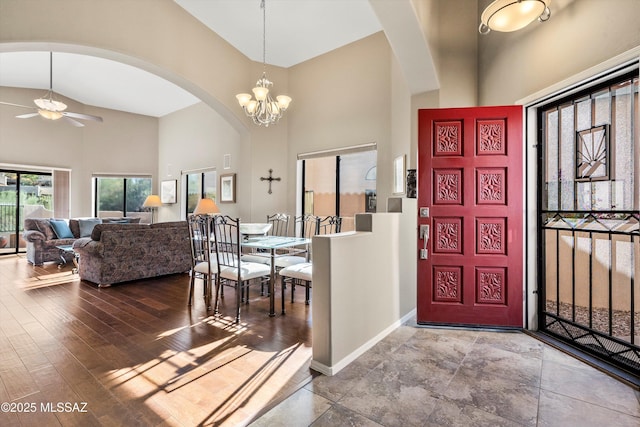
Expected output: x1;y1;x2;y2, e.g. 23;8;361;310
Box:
539;71;640;377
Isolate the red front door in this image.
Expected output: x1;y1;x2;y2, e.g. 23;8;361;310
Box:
417;106;523;327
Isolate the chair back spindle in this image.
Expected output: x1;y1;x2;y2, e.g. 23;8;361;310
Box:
318;216;342;235
267;213;290;237
212;215;240;270
294;214;320;238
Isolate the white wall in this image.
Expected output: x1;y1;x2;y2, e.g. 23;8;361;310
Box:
158;102;247;221
478;0;640;106
312;202;417;375
287;33;394;214
437;0;478;107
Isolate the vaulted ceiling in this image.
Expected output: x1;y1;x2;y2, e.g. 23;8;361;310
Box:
0;0;435;117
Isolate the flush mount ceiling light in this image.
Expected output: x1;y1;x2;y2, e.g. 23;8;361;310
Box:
479;0;551;34
236;0;291;127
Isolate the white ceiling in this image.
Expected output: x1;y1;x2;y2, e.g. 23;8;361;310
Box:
0;52;202;118
0;0;383;118
176;0;383;68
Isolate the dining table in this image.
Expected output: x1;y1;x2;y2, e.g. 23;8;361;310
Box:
242;235;311;317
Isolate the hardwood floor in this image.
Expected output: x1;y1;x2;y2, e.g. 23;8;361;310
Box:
0;254;315;426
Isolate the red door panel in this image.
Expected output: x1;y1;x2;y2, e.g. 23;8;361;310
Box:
417;106;523;328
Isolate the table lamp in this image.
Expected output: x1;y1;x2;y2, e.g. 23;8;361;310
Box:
142;194;162;223
194;198;220;215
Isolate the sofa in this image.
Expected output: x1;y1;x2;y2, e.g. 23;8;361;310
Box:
72;221;191;287
22;217;140;266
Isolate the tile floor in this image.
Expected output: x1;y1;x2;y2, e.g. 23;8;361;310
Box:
251;321;640;427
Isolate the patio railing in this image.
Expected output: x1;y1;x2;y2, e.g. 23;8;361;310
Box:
0;203;23;233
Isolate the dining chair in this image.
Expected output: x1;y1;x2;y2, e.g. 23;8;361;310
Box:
241;212;292;266
187;214;217;311
267;213;290;236
211;215;271;323
279;262;312;314
273;215;320;269
279;216;341;311
296;214;321;239
254;212;292;294
318;215;342;234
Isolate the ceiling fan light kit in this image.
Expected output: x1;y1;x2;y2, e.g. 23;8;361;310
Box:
236;0;291;127
0;52;103;127
37;110;63;120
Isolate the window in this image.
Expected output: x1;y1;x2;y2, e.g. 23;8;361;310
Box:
93;176;152;222
184;169;217;216
301;148;377;232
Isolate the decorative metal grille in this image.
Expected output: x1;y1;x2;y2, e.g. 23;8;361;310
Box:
576;124;609;181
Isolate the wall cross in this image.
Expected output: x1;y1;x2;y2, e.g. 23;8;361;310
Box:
260;169;281;194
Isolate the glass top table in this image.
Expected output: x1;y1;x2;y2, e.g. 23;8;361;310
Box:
56;244;79;274
242;236;311;316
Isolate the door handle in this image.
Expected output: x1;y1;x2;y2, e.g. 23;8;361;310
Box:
419;224;429;259
420;224;429;242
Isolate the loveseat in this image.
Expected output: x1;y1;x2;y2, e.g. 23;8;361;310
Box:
22;217;140;266
72;221;191;287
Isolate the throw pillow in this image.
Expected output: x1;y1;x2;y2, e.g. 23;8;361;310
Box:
49;219;74;239
79;218;102;237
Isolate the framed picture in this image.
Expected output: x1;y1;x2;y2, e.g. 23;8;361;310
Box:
220;173;236;203
161;179;177;204
393;155;406;195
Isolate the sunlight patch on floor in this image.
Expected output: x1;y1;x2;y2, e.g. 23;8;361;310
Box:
103;341;310;426
17;270;79;289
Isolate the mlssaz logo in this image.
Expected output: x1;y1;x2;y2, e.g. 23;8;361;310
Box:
40;402;88;413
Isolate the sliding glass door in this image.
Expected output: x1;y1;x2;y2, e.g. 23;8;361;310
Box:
0;170;53;255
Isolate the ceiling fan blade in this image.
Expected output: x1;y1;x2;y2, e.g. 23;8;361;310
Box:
62;111;103;122
62;116;85;127
0;101;35;110
16;113;39;119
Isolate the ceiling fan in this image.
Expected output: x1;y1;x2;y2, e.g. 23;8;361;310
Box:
0;52;103;127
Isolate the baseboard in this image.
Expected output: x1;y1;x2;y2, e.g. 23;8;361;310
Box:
310;308;417;376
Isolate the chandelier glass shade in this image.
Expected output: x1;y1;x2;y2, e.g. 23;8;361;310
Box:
479;0;551;34
236;0;291;127
236;73;291;127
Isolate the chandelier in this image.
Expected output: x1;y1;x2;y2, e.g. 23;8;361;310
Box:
479;0;551;34
236;0;291;127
